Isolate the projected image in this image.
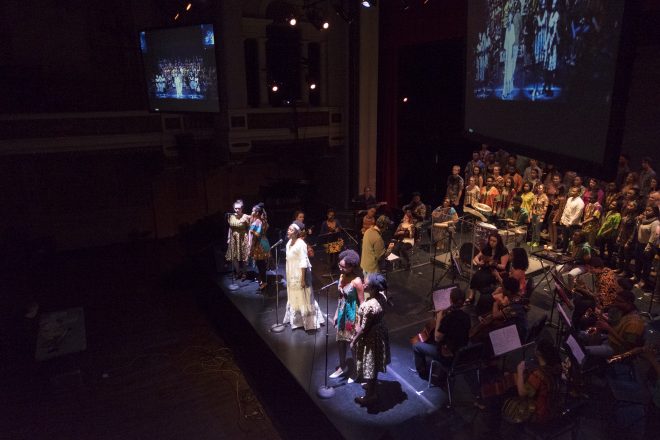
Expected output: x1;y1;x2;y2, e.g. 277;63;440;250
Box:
471;0;621;102
150;56;214;100
140;24;219;112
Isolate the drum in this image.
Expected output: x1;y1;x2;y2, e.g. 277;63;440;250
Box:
474;202;494;218
513;227;527;246
433;222;451;250
474;221;497;247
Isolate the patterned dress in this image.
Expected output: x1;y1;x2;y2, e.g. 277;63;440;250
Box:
320;219;344;254
225;214;250;262
582;202;602;246
336;276;361;342
249;219;270;261
354;298;391;380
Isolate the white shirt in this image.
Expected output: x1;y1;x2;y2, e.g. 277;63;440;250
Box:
560;196;585;227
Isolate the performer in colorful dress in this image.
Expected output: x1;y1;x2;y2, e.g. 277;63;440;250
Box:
319;208;344;272
330;250;364;379
351;273;391;406
283;221;324;330
529;184;549;247
226;199;251;280
581;193;602;247
249;203;270;291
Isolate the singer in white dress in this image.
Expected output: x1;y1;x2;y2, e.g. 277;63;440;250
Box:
283;221;324;330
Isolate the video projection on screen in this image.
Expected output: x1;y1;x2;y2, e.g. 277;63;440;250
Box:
140;24;219;113
464;0;627;170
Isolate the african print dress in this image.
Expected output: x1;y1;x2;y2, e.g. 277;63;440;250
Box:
249;219;270;261
225;214;250;262
354;298;391;380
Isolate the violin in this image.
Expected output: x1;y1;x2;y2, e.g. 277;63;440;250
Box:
409;319;436;345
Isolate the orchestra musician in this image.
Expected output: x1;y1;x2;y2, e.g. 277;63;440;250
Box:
354;186;377;210
319;208;344;272
360;205;377;236
432;197;458;251
582;290;645;359
413;287;470;380
403;192;427;226
466;232;510;305
504;195;530;227
388;209;417;270
571;257;633;330
470;277;528;346
559;229;592;291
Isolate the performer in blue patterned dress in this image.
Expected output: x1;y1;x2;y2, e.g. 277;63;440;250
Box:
249;203;270;291
330;250;364;379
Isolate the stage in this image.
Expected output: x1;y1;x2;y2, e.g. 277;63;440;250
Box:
196;232;660;440
201;244;559;439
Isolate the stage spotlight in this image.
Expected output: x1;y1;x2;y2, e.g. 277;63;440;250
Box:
308;10;330;31
288;14;297;26
361;1;375;8
271;85;279;92
186;3;192;11
309;83;317;90
402;97;408;103
174;12;180;20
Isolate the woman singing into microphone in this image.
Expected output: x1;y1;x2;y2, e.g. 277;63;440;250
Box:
226;199;251;280
283;221;324;331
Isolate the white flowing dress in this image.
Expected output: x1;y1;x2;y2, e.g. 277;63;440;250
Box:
283;239;325;330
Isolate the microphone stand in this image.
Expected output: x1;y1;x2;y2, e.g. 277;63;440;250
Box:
317;279;339;399
270;236;285;333
341;227;360;248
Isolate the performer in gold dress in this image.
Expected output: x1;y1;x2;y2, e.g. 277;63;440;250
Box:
226;199;251;280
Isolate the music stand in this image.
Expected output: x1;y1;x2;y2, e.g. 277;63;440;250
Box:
318;231;340;278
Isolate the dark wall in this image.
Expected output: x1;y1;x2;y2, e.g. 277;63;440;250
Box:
398;39;473;205
0;0;149;113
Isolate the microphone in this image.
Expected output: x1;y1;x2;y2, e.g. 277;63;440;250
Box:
271;238;284;248
319;280;339;290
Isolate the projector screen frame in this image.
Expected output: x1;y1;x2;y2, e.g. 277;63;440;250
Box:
138;22;221;114
463;0;639;180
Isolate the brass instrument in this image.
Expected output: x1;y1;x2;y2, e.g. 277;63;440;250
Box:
606;345;658;364
582;308;607;335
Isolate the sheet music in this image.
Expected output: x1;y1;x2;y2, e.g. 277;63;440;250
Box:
556;303;572;328
489;324;522;356
432;288;452;311
566;334;586;366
